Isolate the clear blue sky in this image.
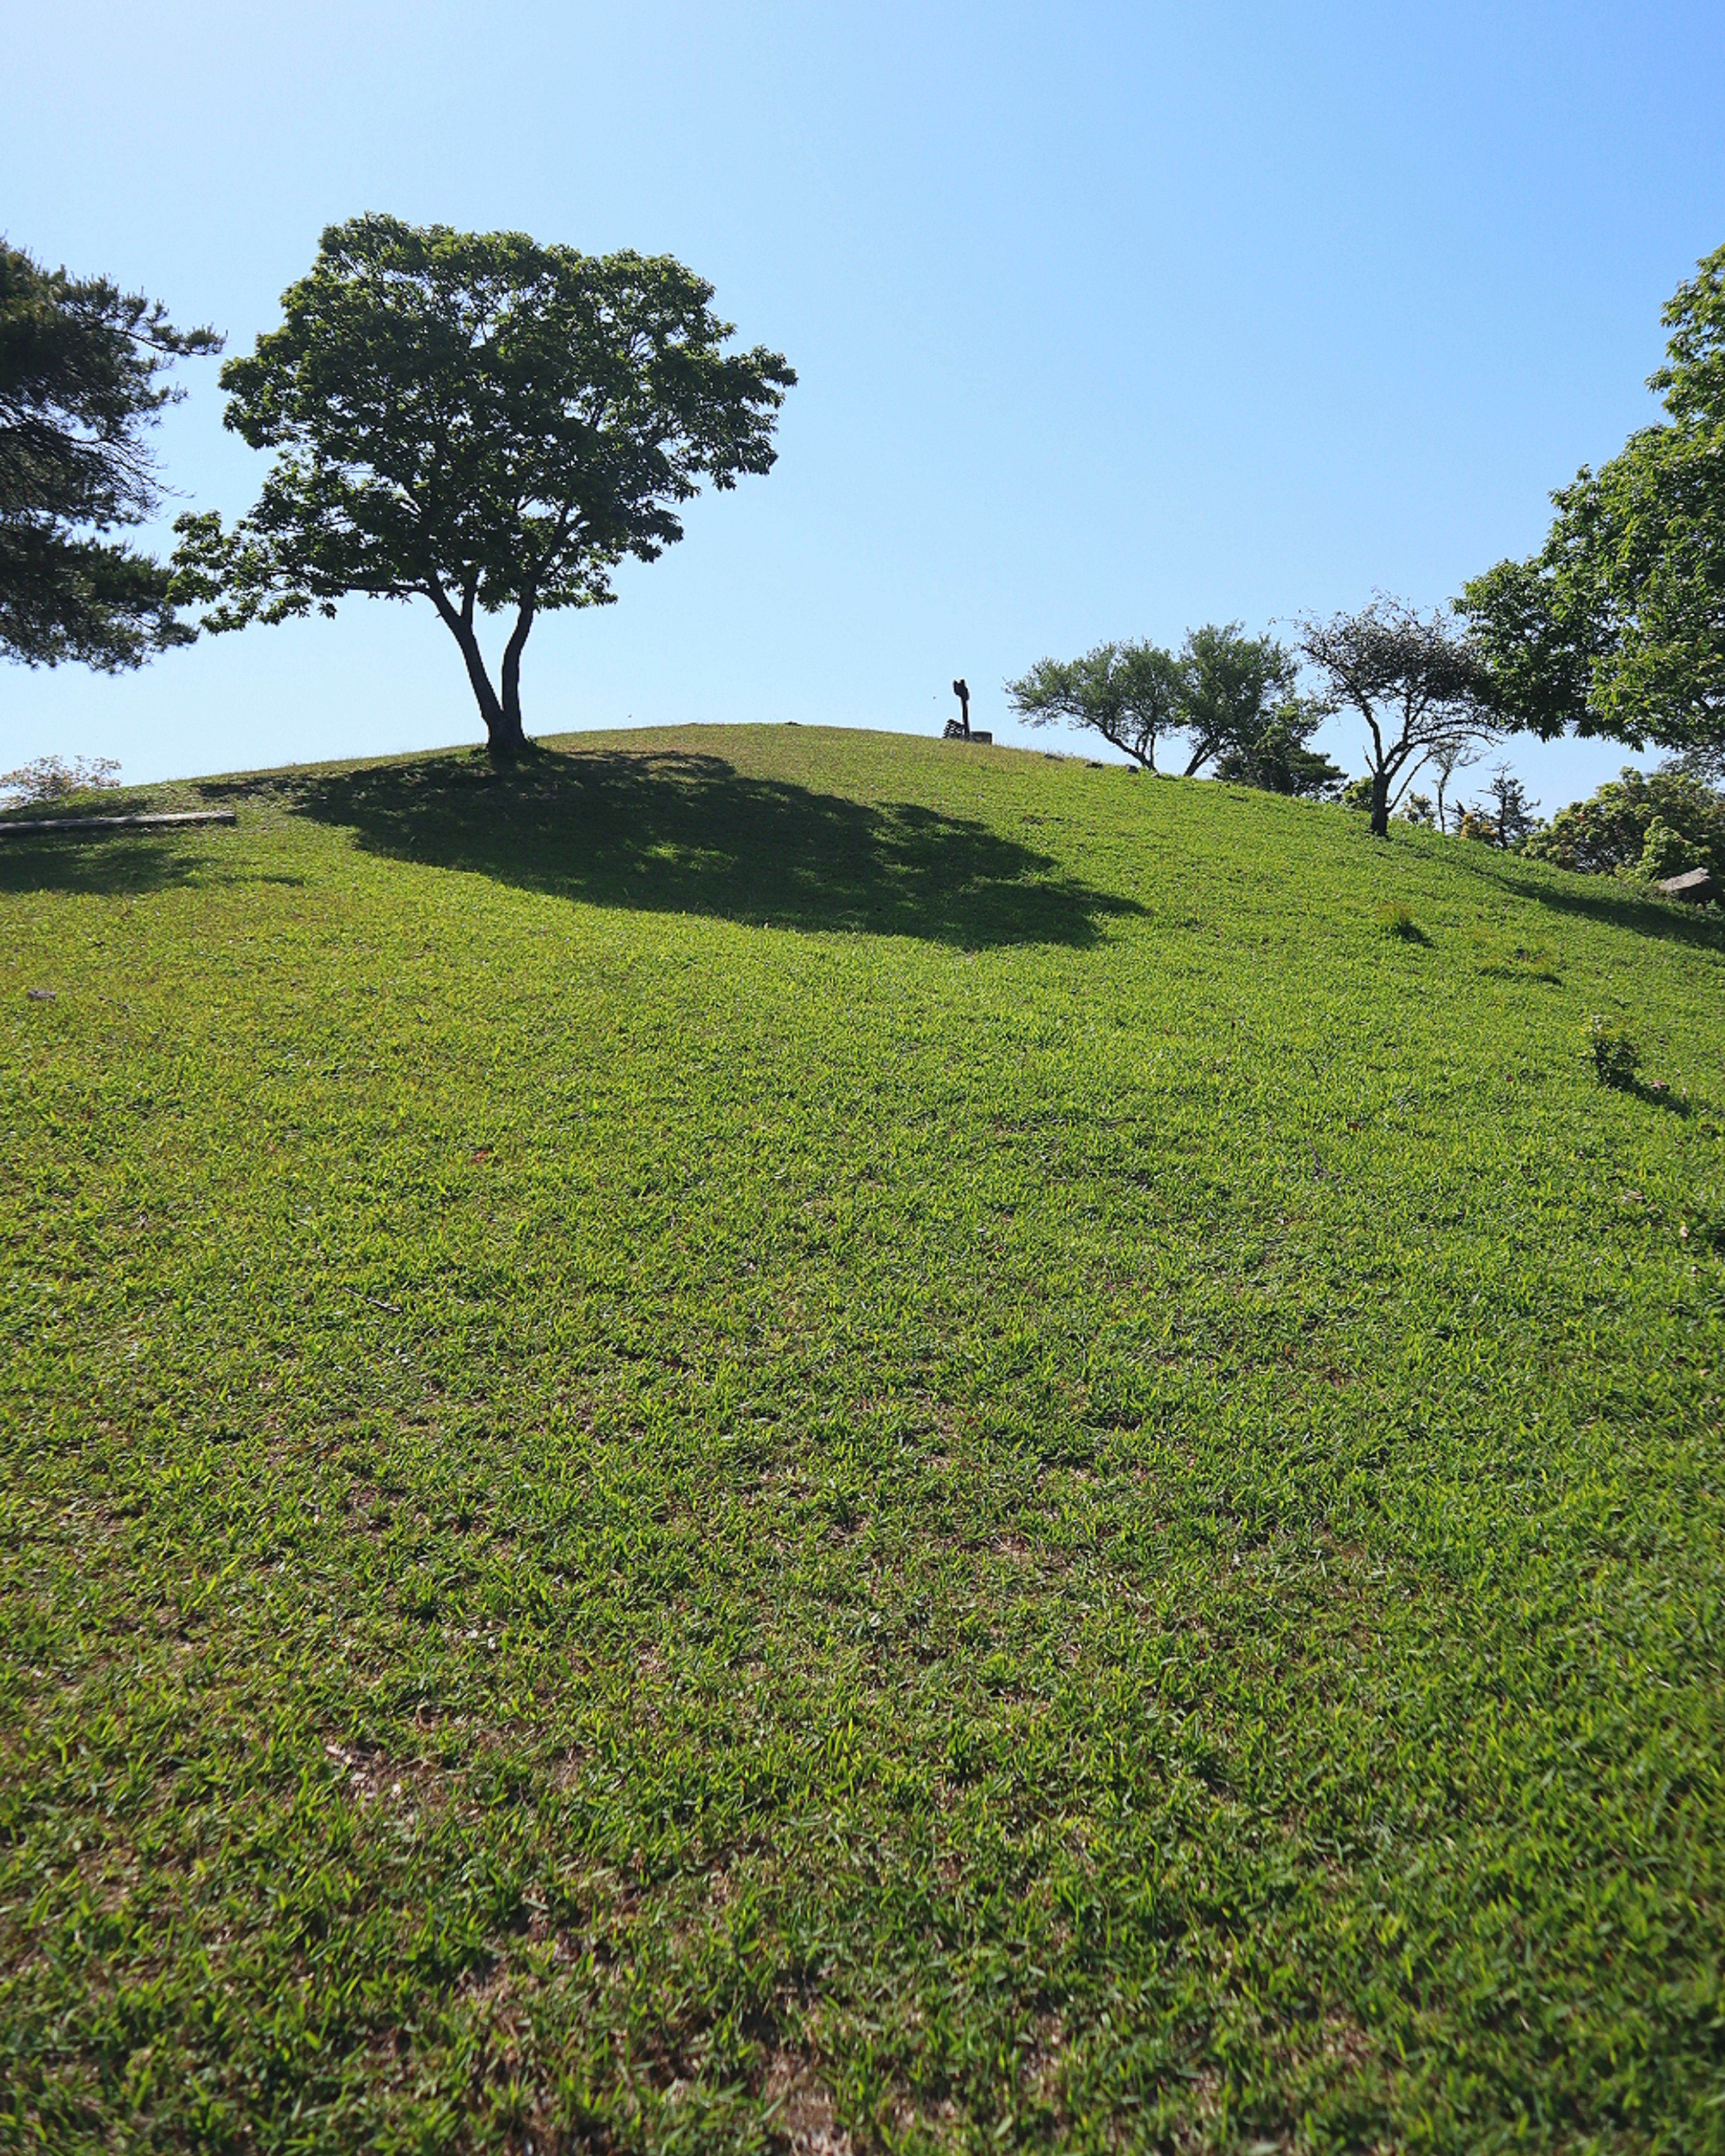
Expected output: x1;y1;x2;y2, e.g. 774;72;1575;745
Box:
6;0;1723;809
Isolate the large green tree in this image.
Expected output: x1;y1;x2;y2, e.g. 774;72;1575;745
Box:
1174;622;1303;777
0;243;220;670
1004;640;1185;767
1459;244;1725;751
172;216;796;757
1004;622;1321;782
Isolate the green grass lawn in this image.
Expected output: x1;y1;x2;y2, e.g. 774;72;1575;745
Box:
3;724;1724;2154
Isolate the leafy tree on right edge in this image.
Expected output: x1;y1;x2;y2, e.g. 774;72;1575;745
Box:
1460;243;1725;766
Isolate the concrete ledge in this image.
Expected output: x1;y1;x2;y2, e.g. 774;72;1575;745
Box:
0;809;237;839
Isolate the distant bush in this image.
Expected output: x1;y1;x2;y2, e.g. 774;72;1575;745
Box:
1583;1014;1641;1088
0;754;121;804
1340;776;1373;813
1452;766;1542;851
1401;791;1436;826
1213;716;1346;798
1634;814;1706;886
1524;765;1725;884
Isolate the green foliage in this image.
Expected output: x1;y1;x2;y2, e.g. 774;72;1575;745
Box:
1525;763;1725;883
1004;638;1184;767
1460;243;1725;754
1340;773;1374;811
1373;900;1424;941
1212;710;1346;797
4;724;1725;2151
1400;790;1436;826
1005;623;1318;785
1176;621;1306;776
172;216;794;754
1638;813;1708;884
1582;1012;1642;1087
0;242;220;670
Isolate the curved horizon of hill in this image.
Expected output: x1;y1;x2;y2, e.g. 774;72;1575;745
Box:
4;724;1723;2152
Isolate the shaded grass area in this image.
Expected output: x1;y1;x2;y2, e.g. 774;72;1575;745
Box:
3;725;1725;2153
208;740;1144;948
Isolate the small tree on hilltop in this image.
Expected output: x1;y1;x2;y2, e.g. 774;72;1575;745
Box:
1299;598;1500;838
0;243;221;671
1471;764;1541;850
171;215;795;759
1005;639;1185;768
1212;702;1345;797
0;753;121;803
1177;622;1303;775
1426;733;1481;835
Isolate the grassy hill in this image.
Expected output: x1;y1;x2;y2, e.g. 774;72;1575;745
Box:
4;724;1724;2154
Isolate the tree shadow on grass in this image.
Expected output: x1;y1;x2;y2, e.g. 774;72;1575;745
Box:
0;833;211;901
0;818;304;900
1447;842;1725;956
258;746;1144;950
1629;1079;1694;1116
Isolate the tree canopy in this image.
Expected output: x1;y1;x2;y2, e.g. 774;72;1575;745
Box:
1004;640;1185;768
1174;623;1302;777
1522;763;1725;884
1004;622;1326;787
0;243;220;671
171;215;796;756
1459;243;1725;754
1212;714;1345;797
1299;597;1499;837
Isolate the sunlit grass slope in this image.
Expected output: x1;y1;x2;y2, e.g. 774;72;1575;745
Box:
4;724;1724;2154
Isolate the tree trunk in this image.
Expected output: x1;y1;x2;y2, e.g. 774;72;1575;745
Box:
498;598;536;759
1370;770;1390;838
431;592;524;760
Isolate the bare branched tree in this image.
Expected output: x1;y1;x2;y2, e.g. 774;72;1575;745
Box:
1299;597;1500;838
1426;734;1482;835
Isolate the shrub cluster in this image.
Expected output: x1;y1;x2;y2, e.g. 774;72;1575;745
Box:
1523;766;1725;887
1582;1014;1641;1088
0;754;121;804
